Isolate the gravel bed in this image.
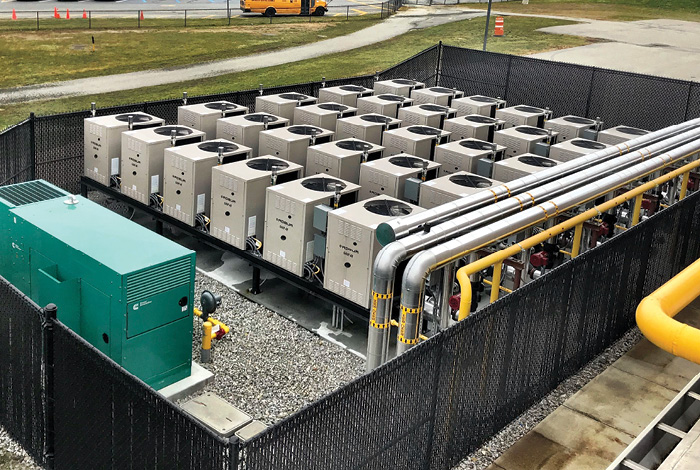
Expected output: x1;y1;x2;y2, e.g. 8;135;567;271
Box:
187;273;365;425
452;327;643;470
0;427;40;470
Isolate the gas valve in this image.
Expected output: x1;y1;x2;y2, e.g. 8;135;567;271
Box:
448;294;461;311
598;222;610;237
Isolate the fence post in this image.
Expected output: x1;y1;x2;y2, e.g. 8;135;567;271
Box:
435;40;443;86
43;304;57;470
422;338;445;469
229;437;240;468
138;10;141;28
29;112;36;181
185;10;187;27
36;11;39;31
346;6;349;19
89;10;91;29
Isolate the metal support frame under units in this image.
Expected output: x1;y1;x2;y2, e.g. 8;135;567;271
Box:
80;177;370;322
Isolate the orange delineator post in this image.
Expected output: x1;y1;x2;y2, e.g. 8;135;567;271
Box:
11;9;17;20
66;9;70;20
140;10;145;21
495;16;504;37
54;7;60;19
83;10;88;19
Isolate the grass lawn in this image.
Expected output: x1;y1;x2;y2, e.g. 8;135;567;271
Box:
0;15;592;129
468;0;700;22
0;15;381;89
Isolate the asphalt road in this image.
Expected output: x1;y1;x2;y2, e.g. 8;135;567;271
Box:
0;0;380;14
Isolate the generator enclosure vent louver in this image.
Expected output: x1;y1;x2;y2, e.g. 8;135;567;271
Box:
210;156;303;250
324;196;423;308
452;95;507;118
494;125;559;159
443;114;506;142
359;153;440;201
263;175;360;277
356;94;414;119
545;114;603;141
163;139;251;226
255;93;317;121
293;102;357;131
216;112;290;158
598;125;650;145
434;138;507;176
549;138;611;163
373;78;425;97
258;125;335;166
306;138;385;184
492;153;558;182
496;104;553;129
419;171;501;209
335;113;402;145
121;125;206;205
410;86;465;107
0;181;195;389
178;101;248;140
383;125;451;160
84;112;165;186
398;104;457;128
318;85;373;107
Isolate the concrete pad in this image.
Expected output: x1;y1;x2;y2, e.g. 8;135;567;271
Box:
181;392;252;438
565;366;679;437
158;362;214;402
537;406;632;461
528;42;700;82
494;430;612;470
537;19;700;51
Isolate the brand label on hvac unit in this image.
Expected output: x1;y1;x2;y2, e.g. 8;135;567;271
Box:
111;158;119;176
196;194;205;214
132;300;152;311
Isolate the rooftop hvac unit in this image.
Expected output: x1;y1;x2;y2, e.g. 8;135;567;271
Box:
318;85;373;107
452;95;507;118
397;104;457;129
434;138;507;176
84;113;165;186
359;154;440;202
419;172;501;209
548;138;610;163
356;94;414;118
0;180;195;389
163;140;252;227
178;101;248;139
210;157;303;250
443;114;505;142
121;125;206;205
264;176;360;277
492;153;558;182
293;102;357;131
255;93;317;121
373;78;425;97
383;125;451;160
410;87;465;107
306;138;385;184
494;126;559;159
324;196;424;308
335;114;402;145
216;112;289;158
496;105;553;129
259;125;335;166
597;125;650;145
544;115;603;141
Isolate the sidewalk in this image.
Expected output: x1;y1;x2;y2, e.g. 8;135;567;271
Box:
0;7;484;105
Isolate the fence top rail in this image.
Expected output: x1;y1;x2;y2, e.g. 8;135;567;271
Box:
440;43;700;88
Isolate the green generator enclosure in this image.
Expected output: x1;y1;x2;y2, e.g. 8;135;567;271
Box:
0;180;195;389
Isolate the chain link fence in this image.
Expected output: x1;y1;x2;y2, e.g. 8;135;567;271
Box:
0;43;699;470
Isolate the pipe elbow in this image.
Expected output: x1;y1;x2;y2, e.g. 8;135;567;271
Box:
401;251;437;304
373;242;407;284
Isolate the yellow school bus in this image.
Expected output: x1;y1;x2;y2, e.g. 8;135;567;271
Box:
240;0;328;16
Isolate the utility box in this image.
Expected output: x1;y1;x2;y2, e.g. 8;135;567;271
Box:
0;180;195;389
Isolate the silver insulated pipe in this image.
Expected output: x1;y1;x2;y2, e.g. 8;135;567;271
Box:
376;117;700;246
395;137;700;356
365;122;700;370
